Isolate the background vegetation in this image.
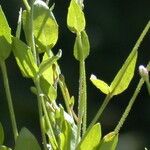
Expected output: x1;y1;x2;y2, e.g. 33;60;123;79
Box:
0;0;150;149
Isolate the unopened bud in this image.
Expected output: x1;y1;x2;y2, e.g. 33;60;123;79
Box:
139;65;149;81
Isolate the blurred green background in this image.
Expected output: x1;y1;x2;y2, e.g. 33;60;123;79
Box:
0;0;150;149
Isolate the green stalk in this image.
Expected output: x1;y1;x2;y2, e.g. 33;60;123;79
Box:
114;62;150;133
41;95;58;149
22;0;30;12
77;59;87;144
34;77;47;150
80;60;87;136
0;61;18;142
25;1;47;148
114;79;144;133
77;94;112;148
29;0;37;63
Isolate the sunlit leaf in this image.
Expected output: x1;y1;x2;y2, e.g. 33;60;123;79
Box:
77;123;101;150
67;0;85;33
33;0;58;52
38;49;62;76
110;50;138;95
14;128;41;150
74;30;90;61
90;74;110;94
0;122;4;145
22;10;30;45
98;132;118;150
0;6;11;61
12;37;38;78
0;145;12;150
40;77;57;102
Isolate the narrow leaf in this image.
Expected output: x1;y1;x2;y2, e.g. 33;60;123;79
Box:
90;74;110;94
77;123;101;150
74;31;90;61
98;132;118;150
0;6;11;61
33;0;58;52
0;122;4;145
110;50;138;95
14;128;41;150
67;0;85;33
12;37;38;78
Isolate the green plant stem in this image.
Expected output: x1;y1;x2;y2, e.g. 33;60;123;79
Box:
87;94;111;133
16;8;22;39
77;59;87;144
0;61;18;142
29;0;37;63
41;95;58;149
81;60;87;136
77;94;112;148
114;79;144;133
34;77;47;150
22;0;30;11
114;62;150;133
58;80;72;116
110;21;150;96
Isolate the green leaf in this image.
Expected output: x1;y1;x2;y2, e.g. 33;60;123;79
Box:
0;145;12;150
90;74;110;94
98;132;118;150
40;77;57;102
110;50;138;95
67;0;85;33
39;51;60;102
38;49;62;76
0;122;4;145
14;128;41;150
0;6;12;61
77;123;101;150
74;31;90;61
22;10;30;45
12;37;38;78
33;0;58;52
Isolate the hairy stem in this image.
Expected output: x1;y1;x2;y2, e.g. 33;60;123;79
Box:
41;95;58;149
77;59;87;144
34;77;47;150
0;61;18;142
114;62;150;133
114;79;144;133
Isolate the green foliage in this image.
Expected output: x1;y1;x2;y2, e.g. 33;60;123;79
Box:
90;50;138;96
90;75;110;94
0;0;150;150
33;0;58;52
98;132;118;150
67;0;85;33
12;37;38;78
0;122;4;145
77;123;101;150
0;146;12;150
0;6;11;61
110;50;138;95
74;31;90;61
14;128;41;150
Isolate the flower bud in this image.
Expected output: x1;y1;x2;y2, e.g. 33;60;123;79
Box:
139;65;149;81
